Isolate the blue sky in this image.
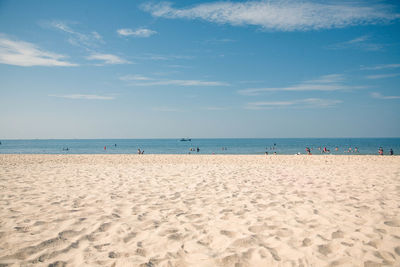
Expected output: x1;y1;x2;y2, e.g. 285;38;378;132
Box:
0;0;399;139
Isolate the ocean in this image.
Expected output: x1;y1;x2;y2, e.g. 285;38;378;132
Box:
0;138;399;155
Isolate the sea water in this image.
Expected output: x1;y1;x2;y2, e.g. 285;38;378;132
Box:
0;138;399;155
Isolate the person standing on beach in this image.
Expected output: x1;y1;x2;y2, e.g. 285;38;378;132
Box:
138;149;141;154
378;147;383;155
390;148;393;155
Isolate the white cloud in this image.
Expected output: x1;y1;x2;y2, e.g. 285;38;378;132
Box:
128;79;228;86
361;64;400;70
92;31;102;40
142;1;400;31
370;92;400;100
86;53;131;65
120;75;228;86
327;35;384;51
117;28;157;37
50;94;115;100
119;74;153;81
50;21;103;49
366;73;400;79
246;98;342;109
134;53;194;61
0;35;77;67
238;74;363;95
136;79;228;86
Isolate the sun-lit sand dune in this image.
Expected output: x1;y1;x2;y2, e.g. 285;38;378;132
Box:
0;155;399;266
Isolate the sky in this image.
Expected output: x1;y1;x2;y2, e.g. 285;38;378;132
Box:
0;0;399;139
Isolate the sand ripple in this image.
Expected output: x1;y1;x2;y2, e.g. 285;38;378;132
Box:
0;154;399;266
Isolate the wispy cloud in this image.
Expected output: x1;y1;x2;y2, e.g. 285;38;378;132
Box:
120;74;228;86
117;28;157;37
49;94;115;100
202;106;228;111
238;74;363;95
366;73;400;79
86;53;131;65
361;63;400;70
49;21;103;50
152;106;181;112
246;98;342;109
132;79;228;86
371;92;400;100
142;1;400;31
0;35;77;67
119;74;152;81
327;35;384;51
134;53;194;61
202;38;236;45
167;64;192;69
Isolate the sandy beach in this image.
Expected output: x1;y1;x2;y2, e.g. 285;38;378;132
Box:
0;154;399;266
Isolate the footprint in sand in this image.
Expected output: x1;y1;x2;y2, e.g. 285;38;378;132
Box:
302;238;312;247
159;228;179;237
364;260;382;267
93;243;111;252
218;254;243;266
33;220;46;226
331;230;344;239
329;258;350;266
232;235;259;247
220;230;236;238
365;240;380;249
123;232;137;243
185;214;202;220
384;220;400;227
136;247;147;257
374;251;396;264
395;246;400;256
97;222;112;232
108;251;119;258
318;244;332;256
7;235;66;260
276;228;293;238
48;261;67;267
58;230;80;239
168;233;183;241
14;226;31;233
248;224;267;233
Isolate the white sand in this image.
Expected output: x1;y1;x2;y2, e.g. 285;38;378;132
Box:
0;155;399;266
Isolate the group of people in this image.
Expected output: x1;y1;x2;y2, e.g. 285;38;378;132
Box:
188;147;200;154
379;147;394;155
57;144;395;155
304;146;394;155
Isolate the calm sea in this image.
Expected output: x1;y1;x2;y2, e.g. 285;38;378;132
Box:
0;138;399;155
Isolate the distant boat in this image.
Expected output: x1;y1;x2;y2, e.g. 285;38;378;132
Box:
180;138;191;141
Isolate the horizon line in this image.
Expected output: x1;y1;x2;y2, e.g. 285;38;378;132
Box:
1;137;400;140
